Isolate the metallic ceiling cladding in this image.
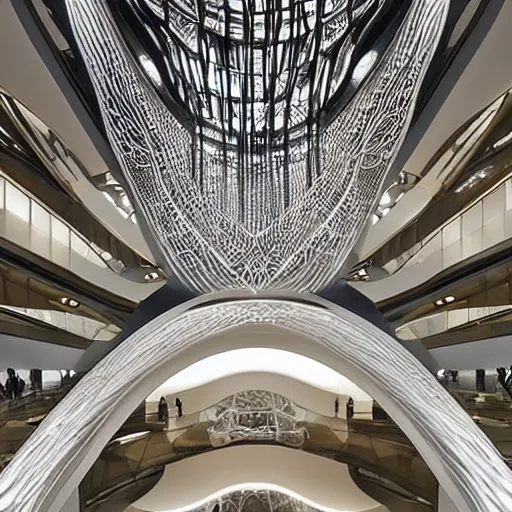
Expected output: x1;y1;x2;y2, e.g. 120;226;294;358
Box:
64;0;450;293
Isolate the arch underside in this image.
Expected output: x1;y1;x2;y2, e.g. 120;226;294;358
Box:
0;299;511;512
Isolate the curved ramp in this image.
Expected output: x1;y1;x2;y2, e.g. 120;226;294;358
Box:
130;445;387;512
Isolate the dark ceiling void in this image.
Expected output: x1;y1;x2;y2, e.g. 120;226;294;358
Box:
74;280;195;371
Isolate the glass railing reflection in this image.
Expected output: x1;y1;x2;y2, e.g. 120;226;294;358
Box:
0;369;80;471
2;378;511;511
0;368;78;401
80;391;437;512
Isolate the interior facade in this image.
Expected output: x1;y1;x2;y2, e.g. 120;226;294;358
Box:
1;1;512;511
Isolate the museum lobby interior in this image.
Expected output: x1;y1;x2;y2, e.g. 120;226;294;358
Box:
1;1;512;511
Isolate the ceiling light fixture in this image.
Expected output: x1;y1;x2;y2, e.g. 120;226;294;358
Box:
379;191;391;207
60;297;79;308
435;296;456;306
145;271;160;281
111;431;150;445
100;251;113;261
493;131;512;150
454;165;494;194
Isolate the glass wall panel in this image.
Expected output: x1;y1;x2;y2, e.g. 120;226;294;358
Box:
5;182;30;222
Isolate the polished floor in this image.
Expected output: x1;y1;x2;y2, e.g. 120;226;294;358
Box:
1;382;511;512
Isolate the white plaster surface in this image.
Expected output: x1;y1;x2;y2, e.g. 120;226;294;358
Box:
147;371;365;420
146;372;356;418
0;334;84;370
147;348;372;399
131;445;386;512
431;335;512;371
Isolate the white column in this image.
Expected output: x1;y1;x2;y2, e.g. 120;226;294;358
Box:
59;489;79;512
439;487;465;512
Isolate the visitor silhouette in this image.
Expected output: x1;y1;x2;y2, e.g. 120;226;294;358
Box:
175;397;183;418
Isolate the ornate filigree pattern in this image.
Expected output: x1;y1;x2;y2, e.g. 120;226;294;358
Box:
65;0;450;292
205;390;308;447
192;488;321;512
0;299;511;511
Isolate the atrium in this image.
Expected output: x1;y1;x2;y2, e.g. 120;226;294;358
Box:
0;1;512;511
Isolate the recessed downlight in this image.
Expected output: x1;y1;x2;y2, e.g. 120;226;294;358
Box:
60;297;79;308
100;251;113;261
144;271;160;281
435;296;456;306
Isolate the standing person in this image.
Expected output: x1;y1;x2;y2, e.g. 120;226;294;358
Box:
334;397;339;418
0;382;5;399
497;367;507;387
158;396;169;423
346;397;354;419
5;369;20;400
175;397;183;418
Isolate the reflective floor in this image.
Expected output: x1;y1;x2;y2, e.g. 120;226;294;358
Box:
81;385;512;512
1;380;511;511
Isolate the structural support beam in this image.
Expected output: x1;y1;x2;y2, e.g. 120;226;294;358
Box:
58;490;79;512
439;487;460;512
0;298;510;512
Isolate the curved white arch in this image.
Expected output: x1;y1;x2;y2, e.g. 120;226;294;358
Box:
130;445;386;512
0;299;511;512
147;347;372;401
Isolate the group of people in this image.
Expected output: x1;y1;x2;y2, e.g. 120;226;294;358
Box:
158;396;183;422
0;369;26;400
334;396;354;419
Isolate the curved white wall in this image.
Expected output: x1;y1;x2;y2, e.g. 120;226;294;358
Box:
147;348;372;401
359;2;512;257
0;1;154;261
0;334;84;370
147;371;371;419
431;335;512;370
130;445;387;512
